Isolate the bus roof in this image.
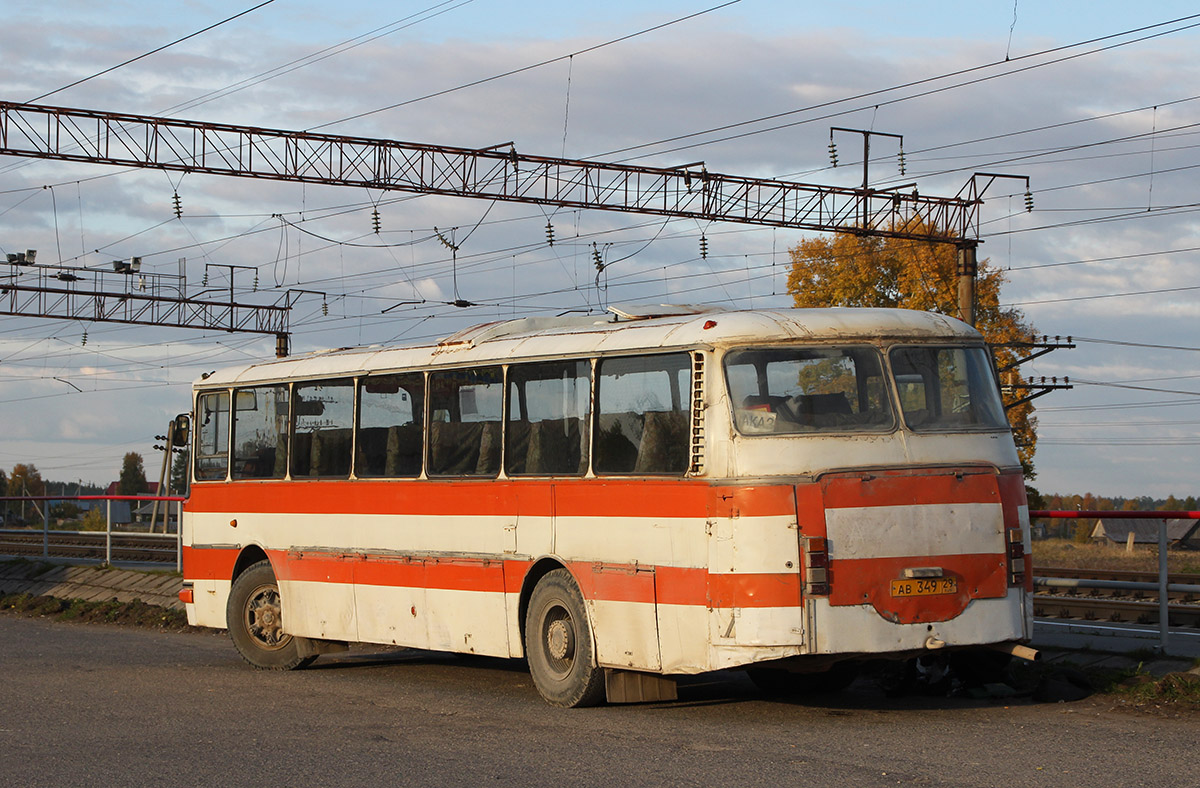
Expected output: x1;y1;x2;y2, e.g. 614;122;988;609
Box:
197;305;982;387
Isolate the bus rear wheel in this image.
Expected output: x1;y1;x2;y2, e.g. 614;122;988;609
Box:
226;559;315;671
524;569;605;708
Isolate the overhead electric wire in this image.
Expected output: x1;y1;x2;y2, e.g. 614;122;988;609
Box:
156;1;473;119
307;1;742;132
26;1;278;103
593;13;1200;162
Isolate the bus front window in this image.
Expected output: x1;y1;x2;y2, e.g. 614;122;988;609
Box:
888;346;1008;431
724;346;894;435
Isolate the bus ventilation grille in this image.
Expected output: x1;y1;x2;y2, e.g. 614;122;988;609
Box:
689;351;705;475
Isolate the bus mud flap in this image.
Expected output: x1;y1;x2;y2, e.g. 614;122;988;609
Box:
604;669;678;704
293;636;350;657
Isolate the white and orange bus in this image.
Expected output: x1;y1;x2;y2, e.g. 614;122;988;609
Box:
179;304;1034;706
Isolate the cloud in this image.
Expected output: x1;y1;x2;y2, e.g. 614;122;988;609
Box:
2;4;1199;494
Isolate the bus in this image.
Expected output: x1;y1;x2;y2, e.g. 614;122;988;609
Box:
179;304;1034;707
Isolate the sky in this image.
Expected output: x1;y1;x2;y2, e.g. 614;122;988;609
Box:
1;0;1199;498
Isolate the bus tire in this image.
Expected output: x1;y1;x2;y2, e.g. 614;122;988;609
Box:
226;559;315;671
747;661;858;697
524;569;605;708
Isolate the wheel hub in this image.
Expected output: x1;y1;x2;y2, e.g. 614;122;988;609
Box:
247;586;287;648
546;618;573;661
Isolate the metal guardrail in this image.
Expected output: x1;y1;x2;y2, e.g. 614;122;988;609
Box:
0;494;185;569
1030;509;1200;652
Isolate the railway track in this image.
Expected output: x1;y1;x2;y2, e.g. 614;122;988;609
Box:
0;530;177;564
1;539;1197;628
1033;565;1200;628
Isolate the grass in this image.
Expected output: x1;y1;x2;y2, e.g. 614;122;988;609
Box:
1033;538;1200;574
1005;656;1200;712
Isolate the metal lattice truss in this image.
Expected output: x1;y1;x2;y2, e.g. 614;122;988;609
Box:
0;268;288;336
0;101;980;243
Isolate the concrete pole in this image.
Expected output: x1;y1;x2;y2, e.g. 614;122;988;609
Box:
957;244;978;327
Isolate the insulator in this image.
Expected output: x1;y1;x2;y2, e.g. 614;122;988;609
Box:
591;242;604;272
434;227;457;251
322;298;329;317
172;192;182;219
371;207;381;234
897;147;907;176
252;272;259;292
1023;189;1034;212
201;270;208;286
828;141;839;167
699;234;709;259
545;221;555;247
81;328;87;346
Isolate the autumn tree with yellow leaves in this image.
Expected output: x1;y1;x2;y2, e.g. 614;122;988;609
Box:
786;219;1040;478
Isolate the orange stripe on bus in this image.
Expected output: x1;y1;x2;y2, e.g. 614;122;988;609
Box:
185;478;799;519
187;478;717;517
829;553;1009;624
820;470;1001;510
183;546;801;608
181;545;239;580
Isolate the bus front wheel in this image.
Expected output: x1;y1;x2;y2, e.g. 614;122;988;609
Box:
226;559;315;671
524;569;605;708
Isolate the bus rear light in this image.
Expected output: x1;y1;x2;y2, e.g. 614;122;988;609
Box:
803;537;831;596
179;584;194;605
1006;528;1026;586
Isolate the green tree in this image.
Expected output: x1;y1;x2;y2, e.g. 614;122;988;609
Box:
787;218;1040;478
170;451;189;496
117;452;148;495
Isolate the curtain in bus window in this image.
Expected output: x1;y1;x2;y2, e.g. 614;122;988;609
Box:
724;346;894;434
231;385;290;480
357;373;425;477
506;360;590;475
889;346;1008;431
428;367;502;476
595;353;690;475
291;379;354;478
195;391;230;481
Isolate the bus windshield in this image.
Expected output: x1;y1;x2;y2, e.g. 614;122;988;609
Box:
889;345;1008;431
725;346;894;434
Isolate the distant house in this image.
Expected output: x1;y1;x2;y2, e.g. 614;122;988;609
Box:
99;482;162;526
1090;518;1199;548
103;481;159;496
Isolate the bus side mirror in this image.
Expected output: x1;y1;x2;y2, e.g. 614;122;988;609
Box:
171;414;191;447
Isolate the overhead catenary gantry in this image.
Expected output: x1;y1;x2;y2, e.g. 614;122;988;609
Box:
0;100;1001;341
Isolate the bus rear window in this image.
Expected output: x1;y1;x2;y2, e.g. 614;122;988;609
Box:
725;346;893;435
889;346;1008;431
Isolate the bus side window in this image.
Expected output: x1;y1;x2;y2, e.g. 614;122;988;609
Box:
195;391;230;481
427;367;503;476
506;360;590;476
357;373;425;477
594;353;690;475
231;384;290;480
292;378;354;478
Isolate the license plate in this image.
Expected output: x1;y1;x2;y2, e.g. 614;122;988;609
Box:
890;577;957;597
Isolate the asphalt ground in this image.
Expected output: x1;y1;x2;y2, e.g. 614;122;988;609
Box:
3;613;1199;788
